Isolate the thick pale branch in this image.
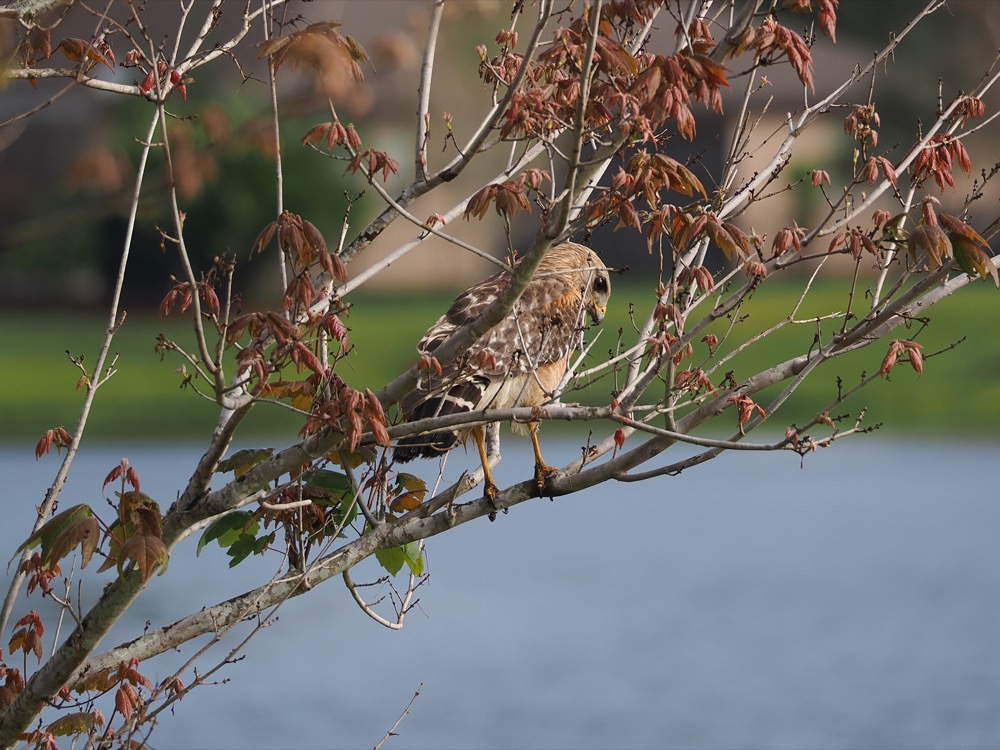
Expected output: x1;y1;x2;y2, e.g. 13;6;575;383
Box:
2;0;76;24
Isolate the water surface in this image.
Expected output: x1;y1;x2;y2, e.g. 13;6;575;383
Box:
2;439;999;748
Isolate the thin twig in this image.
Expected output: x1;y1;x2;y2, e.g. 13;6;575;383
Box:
373;683;423;750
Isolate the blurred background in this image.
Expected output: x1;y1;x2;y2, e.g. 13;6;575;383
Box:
1;0;998;440
2;1;1000;748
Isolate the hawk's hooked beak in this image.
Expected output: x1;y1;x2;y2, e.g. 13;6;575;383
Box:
589;304;607;325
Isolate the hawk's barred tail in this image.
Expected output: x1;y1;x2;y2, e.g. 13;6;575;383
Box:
393;431;458;462
393;376;490;462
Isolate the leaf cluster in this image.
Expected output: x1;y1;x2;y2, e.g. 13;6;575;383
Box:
256;20;370;89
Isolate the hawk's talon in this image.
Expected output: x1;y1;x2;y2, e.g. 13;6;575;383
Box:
484;480;500;510
533;463;557;497
486;482;500;523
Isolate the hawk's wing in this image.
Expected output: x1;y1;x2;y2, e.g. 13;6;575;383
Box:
416;267;583;390
394;267;585;460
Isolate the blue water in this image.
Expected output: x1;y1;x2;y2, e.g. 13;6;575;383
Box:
2;439;999;748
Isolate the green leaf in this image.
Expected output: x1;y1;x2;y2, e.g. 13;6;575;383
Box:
226;531;273;567
197;511;259;556
196;509;270;568
46;711;99;738
218;448;274;476
952;235;1000;288
17;504;99;570
303;469;353;500
376;541;424;577
401;541;424;576
375;546;405;576
327;446;377;468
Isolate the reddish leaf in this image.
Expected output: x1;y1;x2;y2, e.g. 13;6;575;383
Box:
19;552;60;596
706;218;745;261
302;219;327;254
772;225;802;256
17;504;99;570
881;339;923;378
613;428;626;450
120;523;168;582
9;611;44;663
425;212;447;228
256;21;369;87
817;0;839;42
115;682;138;721
464;184;496;221
389;492;423;512
861;157;878;184
938;212;990;249
811;169;831;187
163;675;185;699
752;17;814;91
103;458;140;492
729;393;766;432
880;339;903;378
35;427;72;459
907;224;952;270
251;220;278;258
364;389;391;448
105;492;169;581
956;96;986;127
319;249;348;284
118;657;154;689
199;282;221;317
302;122;332;147
57;38;113;69
345;123;363;151
877;156;898;188
139;69;155;94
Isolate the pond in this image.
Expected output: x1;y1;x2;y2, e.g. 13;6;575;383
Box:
2;438;999;748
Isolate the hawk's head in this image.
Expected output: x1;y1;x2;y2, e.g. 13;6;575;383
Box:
547;242;611;326
584;256;611;325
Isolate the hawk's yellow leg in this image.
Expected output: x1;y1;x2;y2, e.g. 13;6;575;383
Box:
472;425;500;507
529;422;556;495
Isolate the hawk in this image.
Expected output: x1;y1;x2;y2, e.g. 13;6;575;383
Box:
393;242;611;502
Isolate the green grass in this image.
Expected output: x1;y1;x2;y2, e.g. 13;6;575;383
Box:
695;280;1000;436
3;278;999;445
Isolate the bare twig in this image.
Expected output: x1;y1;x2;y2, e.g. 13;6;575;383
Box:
373;683;423;750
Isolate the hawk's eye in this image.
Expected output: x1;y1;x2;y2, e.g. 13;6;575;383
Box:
593;275;609;293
